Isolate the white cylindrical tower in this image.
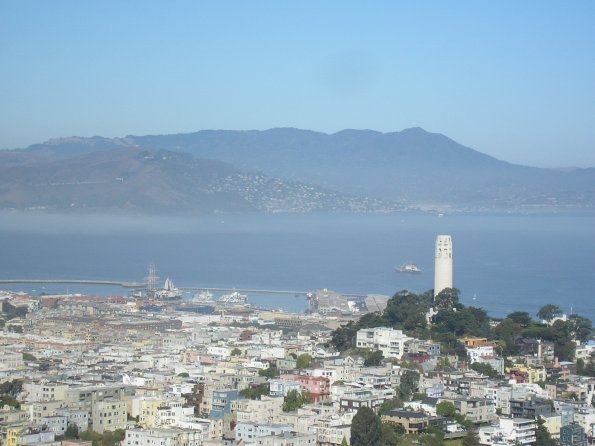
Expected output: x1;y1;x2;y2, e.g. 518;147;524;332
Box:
434;234;453;298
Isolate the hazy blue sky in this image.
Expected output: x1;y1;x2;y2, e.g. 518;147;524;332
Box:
1;1;594;167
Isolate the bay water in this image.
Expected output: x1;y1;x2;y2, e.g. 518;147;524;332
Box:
0;211;593;322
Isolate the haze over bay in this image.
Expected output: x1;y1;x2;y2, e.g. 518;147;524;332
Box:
1;211;593;323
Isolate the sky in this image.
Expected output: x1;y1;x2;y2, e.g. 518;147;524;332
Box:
1;1;595;168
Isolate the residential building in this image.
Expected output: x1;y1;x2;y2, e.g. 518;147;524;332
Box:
560;422;588;446
235;423;293;443
381;410;429;435
355;327;412;360
91;399;127;434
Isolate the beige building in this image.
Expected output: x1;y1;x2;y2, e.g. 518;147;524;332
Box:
91;399;127;434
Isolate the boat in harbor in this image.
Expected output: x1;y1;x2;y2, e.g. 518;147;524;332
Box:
192;290;215;303
152;277;183;300
219;291;248;305
396;263;422;274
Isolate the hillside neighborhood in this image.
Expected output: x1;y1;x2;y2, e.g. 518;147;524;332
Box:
0;288;593;446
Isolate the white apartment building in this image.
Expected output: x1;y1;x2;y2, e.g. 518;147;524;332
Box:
38;416;67;435
123;428;205;446
466;346;495;363
235;423;293;443
315;414;353;446
56;409;89;432
355;327;412;360
479;418;536;445
256;431;317;446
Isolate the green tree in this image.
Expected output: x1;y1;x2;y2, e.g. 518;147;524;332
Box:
80;429;125;446
64;422;80;439
231;348;242;356
177;372;189;378
493;318;522;356
470;362;500;379
240;383;270;400
350;406;382;446
535;416;556;446
296;353;312;369
2;302;28;320
22;352;37;361
568;314;592;343
381;422;404;445
341;436;348;446
384;290;432;332
506;311;532;326
537;304;562;322
398;370;419;401
364;350;384;367
577;357;595;377
282;390;312;412
331;321;358;351
433;307;491;338
462;429;481;446
434;288;460;312
378;396;403;415
0;379;23;396
258;366;280;379
436;401;456;418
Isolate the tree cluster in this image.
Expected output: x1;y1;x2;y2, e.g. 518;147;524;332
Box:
79;429;126;446
282;389;312;412
0;379;23;409
330;288;592;363
239;383;270;400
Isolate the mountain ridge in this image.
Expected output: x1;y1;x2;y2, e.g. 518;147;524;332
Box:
5;127;595;211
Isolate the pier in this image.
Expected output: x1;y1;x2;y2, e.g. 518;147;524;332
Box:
0;279;145;288
0;279;366;298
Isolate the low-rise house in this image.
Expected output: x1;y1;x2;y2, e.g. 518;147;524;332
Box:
235;422;293;443
279;375;330;402
269;380;301;398
0;408;29;425
1;425;58;446
381;410;429;435
210;390;240;419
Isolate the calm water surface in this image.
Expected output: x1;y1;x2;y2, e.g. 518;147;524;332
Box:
0;211;593;321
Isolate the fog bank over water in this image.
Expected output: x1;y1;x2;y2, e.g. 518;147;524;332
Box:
1;211;594;322
0;211;309;235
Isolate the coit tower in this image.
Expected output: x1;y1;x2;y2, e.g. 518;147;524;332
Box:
434;235;453;298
